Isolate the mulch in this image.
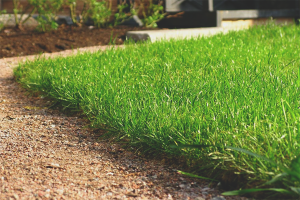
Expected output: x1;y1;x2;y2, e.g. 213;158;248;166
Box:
0;25;157;58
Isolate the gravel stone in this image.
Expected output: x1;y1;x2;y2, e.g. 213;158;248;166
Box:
212;196;227;200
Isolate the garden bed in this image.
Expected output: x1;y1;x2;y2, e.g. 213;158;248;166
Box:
0;25;158;58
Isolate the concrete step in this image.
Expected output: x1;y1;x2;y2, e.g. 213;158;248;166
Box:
126;27;244;42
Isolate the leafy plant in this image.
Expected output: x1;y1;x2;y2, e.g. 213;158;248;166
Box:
137;0;165;27
62;0;89;26
114;0;166;27
86;0;112;28
12;0;37;30
12;0;63;31
114;0;132;26
78;0;166;28
64;0;79;26
30;0;63;32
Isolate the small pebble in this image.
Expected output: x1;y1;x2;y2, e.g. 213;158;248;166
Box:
106;192;113;196
56;189;64;195
201;187;210;191
212;196;226;200
194;197;205;200
12;194;19;200
151;174;157;179
38;191;45;197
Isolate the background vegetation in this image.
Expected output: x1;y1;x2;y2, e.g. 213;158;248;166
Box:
0;0;165;31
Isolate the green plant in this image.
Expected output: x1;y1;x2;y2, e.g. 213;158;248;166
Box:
86;0;112;28
0;9;6;31
12;0;63;31
63;0;89;26
77;0;92;25
114;0;166;27
64;0;79;25
12;0;37;30
30;0;63;32
61;0;93;26
137;0;165;27
114;0;132;26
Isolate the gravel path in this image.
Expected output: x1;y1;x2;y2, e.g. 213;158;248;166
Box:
0;46;247;200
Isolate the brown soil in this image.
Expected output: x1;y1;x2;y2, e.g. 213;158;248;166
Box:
0;25;156;58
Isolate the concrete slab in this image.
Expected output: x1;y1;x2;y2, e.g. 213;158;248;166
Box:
126;27;244;42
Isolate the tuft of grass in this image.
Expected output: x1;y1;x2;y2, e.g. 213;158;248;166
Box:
222;148;300;198
14;24;300;189
174;144;300;197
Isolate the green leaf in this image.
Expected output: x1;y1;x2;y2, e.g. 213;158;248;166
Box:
264;172;288;185
170;144;212;149
177;170;218;182
290;187;300;195
222;188;293;196
225;146;285;169
13;8;19;14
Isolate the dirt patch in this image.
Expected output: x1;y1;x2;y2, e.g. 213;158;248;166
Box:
0;25;157;58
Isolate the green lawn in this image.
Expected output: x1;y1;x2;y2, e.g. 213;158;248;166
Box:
14;23;300;190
